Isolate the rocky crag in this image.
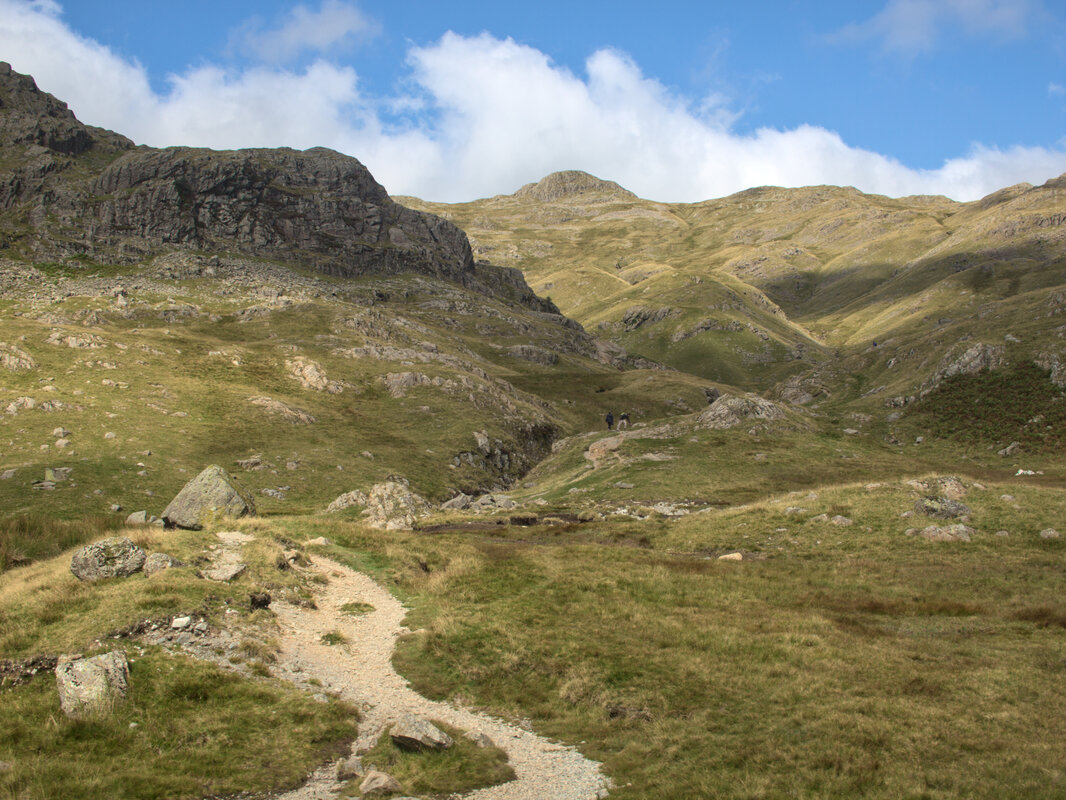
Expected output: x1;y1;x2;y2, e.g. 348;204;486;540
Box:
0;62;553;313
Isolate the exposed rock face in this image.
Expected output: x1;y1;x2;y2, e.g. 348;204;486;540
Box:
162;465;257;529
70;538;146;581
696;394;785;429
923;343;1006;395
0;63;557;314
55;651;130;717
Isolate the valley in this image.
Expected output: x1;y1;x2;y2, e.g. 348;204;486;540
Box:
1;62;1065;800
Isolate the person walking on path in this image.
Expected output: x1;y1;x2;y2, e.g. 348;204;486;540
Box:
605;411;614;430
618;412;630;430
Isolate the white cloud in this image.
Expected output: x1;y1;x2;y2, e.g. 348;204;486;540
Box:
0;1;1063;204
234;1;379;63
831;0;1034;56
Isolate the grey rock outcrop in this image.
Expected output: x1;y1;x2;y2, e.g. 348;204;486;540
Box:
907;524;974;542
326;490;368;513
914;497;971;520
162;465;256;530
0;63;558;314
363;478;431;531
70;538;146;581
54;651;130;717
390;713;454;751
696;394;785;429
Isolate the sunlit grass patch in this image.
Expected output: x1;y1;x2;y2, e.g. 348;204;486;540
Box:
0;648;357;800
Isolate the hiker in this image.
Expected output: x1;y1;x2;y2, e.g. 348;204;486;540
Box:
605;411;614;430
618;412;630;430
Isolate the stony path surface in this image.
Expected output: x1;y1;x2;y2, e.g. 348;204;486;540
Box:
201;532;610;800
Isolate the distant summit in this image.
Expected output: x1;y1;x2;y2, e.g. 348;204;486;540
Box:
514;170;636;203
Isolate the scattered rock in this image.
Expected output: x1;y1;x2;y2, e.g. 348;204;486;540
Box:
171;616;191;630
0;469;15;480
286;357;344;393
463;730;495;748
55;651;129;718
908;524;974;542
914;497;971;520
615;482;635;489
235;454;270;471
125;510;149;526
831;515;853;527
718;552;743;561
52;427;70;438
162;465;256;530
905;476;967;499
336;755;363;781
247;395;316;425
143;552;183;577
306;536;331;547
998;441;1022;457
203;563;247;582
995;530;1010;537
360;770;404;797
390;713;454;751
1039;528;1061;539
70;538;146;581
441;492;473;510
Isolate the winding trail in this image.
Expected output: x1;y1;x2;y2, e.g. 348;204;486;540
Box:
247;541;610;800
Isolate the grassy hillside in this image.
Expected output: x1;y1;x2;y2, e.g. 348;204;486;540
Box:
398;171;1066;408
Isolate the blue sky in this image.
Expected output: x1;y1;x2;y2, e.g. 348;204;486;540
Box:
2;0;1064;202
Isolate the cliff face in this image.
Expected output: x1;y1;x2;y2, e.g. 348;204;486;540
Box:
0;63;557;311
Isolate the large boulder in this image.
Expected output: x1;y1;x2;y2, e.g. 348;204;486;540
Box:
390;713;453;751
162;465;256;530
70;537;146;581
363;478;431;531
55;651;130;717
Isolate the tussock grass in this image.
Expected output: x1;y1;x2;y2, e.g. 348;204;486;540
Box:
0;649;357;800
0;514;121;573
322;480;1066;799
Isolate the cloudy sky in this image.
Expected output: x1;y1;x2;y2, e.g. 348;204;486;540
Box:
1;0;1064;202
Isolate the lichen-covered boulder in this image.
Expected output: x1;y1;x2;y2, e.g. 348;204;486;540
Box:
162;465;256;530
55;651;129;717
363;478;430;531
70;537;146;581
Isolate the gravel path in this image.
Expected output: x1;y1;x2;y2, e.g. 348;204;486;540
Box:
255;544;610;799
